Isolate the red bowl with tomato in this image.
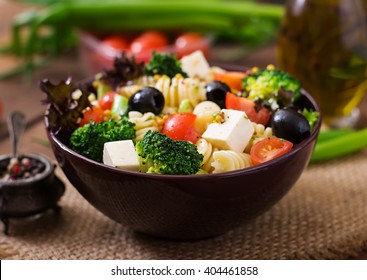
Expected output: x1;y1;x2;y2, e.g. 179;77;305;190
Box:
79;30;211;74
44;62;321;240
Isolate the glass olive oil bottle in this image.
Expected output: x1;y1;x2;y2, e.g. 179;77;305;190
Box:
277;0;367;125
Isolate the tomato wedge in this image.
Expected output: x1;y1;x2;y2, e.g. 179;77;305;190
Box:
162;113;199;143
214;71;248;91
250;137;293;165
79;107;104;127
225;93;271;125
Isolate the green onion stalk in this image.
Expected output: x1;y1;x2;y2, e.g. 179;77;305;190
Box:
311;128;367;163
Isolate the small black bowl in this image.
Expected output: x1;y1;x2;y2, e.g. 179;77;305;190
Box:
0;153;65;234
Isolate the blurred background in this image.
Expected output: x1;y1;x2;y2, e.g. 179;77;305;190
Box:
1;0;367;143
0;0;285;131
0;0;285;75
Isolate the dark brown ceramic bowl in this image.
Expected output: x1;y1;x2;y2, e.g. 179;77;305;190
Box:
45;77;321;241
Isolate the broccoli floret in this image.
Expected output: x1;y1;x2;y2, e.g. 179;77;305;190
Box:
69;118;136;162
145;51;188;78
135;131;203;175
243;66;302;110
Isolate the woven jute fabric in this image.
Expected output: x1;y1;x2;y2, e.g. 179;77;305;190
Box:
1;150;367;260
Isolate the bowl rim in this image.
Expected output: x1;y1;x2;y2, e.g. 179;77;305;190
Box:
46;86;322;180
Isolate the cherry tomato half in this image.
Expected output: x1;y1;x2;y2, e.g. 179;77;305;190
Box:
213;71;248;91
99;91;117;110
79;107;104;127
225;93;271;125
250;137;293;166
174;32;209;58
130;31;169;54
162;113;199;143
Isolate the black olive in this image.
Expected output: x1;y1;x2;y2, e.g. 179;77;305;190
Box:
271;108;311;144
128;86;165;114
205;81;230;109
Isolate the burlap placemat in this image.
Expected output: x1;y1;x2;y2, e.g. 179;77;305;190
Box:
1;150;367;260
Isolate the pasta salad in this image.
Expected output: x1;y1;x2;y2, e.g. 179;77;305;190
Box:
42;50;318;175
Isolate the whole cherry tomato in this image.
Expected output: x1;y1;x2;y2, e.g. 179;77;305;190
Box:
97;35;130;69
130;31;169;54
79;107;104;127
99;91;117;110
162;113;199;143
100;35;129;51
174;32;209;58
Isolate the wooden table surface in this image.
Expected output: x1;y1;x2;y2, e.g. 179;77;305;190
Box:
1;0;367;259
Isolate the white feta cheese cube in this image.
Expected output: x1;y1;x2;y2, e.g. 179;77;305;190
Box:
180;50;210;79
202;109;254;152
103;140;140;171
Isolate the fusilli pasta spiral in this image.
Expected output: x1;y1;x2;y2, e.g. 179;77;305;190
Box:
196;138;217;173
154;74;206;110
128;111;159;141
118;76;155;98
211;150;253;174
252;122;273;139
245;122;273;153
